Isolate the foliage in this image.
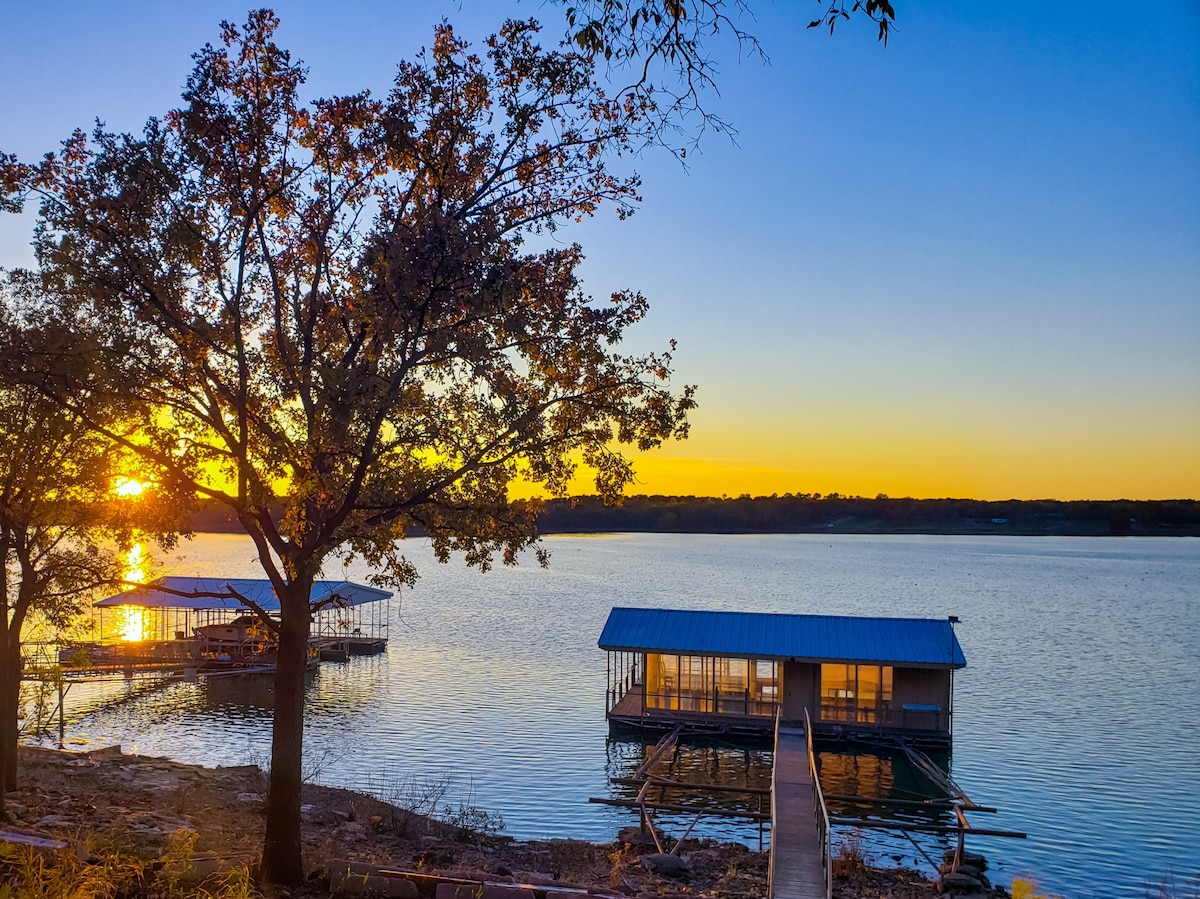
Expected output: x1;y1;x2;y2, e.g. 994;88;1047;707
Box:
440;801;507;843
0;831;261;899
1;9;692;882
1011;877;1059;899
0;341;183;814
552;1;894;148
0;838;142;899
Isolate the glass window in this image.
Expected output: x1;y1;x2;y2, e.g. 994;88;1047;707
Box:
821;664;893;724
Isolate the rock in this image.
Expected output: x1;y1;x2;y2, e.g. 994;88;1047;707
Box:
942;849;987;870
616;826;657;849
514;872;557;884
337;822;369;842
328;861;420;899
0;828;69;850
34;815;72;828
435;885;536;899
457;870;515;884
236;792;264;803
936;871;983;894
161;849;260;885
639;854;689;878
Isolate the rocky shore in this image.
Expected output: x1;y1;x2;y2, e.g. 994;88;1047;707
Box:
2;745;1009;898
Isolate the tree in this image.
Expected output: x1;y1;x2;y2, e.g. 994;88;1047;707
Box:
550;0;896;146
2;12;693;881
0;295;180;821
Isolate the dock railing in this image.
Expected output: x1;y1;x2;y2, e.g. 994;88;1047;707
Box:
768;708;780;896
606;651;640;713
803;708;833;899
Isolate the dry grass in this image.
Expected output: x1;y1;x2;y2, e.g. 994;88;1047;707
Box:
830;828;871;878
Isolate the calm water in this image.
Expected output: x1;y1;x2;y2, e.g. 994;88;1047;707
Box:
45;534;1199;898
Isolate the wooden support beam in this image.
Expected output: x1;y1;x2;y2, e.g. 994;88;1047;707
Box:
611;776;772;796
589;796;770;822
829;816;1026;839
632;726;683;779
822;793;997;813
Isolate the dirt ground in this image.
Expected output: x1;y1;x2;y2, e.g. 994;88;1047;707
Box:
2;745;971;898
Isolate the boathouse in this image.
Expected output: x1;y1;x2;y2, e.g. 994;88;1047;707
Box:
78;577;392;669
600;607;965;743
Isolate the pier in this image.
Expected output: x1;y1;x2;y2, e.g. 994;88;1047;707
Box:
768;712;830;899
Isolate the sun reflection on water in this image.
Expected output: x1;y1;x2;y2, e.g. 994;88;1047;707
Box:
117;543;148;641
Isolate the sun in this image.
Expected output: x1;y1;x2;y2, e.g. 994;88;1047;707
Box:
113;477;149;498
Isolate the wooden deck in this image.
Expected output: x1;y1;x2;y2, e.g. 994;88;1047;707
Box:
770;727;828;899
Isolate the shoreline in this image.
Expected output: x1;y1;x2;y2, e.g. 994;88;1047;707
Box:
7;744;1008;898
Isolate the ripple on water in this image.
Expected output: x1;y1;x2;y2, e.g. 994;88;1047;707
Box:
45;533;1200;899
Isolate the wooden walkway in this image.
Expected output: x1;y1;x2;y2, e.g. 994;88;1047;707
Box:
770;726;828;899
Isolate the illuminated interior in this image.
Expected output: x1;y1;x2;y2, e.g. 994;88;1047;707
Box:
645;653;778;716
820;663;894;724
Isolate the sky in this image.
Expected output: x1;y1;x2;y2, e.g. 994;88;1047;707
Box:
1;1;1197;500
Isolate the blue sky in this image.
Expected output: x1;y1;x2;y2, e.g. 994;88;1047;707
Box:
2;1;1197;498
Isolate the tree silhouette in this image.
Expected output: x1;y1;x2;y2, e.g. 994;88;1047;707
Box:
2;13;692;881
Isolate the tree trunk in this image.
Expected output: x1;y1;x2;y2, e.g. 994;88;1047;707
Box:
0;634;18;789
0;628;16;820
260;582;313;884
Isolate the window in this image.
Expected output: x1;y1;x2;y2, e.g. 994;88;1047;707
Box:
820;663;893;724
645;653;678;709
644;654;777;716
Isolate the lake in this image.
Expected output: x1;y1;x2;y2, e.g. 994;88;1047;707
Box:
44;533;1200;898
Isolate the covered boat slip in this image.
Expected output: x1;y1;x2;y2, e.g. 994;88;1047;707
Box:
65;577;392;671
600;607;965;743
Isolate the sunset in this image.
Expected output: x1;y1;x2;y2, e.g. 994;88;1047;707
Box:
2;2;1196;502
0;2;1196;897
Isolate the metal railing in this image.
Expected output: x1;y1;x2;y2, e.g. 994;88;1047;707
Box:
804;708;833;899
768;708;780;896
606;651;640;712
816;700;948;734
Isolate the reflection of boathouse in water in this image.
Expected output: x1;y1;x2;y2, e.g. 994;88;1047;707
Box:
600;607;965;744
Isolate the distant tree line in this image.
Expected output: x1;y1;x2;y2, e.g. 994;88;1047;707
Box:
190;494;1200;536
533;494;1200;536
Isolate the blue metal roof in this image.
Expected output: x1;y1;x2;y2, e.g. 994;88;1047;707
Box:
95;577;392;611
598;607;966;668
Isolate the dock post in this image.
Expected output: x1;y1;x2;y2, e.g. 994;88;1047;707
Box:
56;679;65;749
